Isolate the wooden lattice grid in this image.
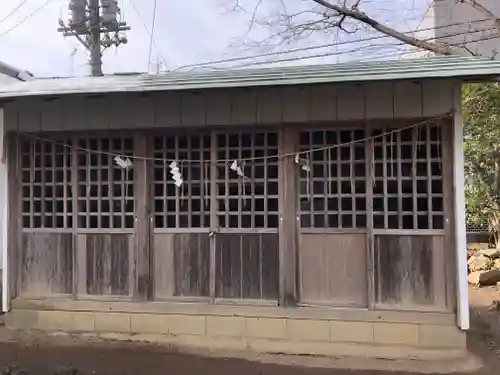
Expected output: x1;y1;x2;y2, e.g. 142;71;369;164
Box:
372;123;444;230
215;132;279;229
76;137;134;229
152;134;212;229
299;129;367;229
21;138;73;229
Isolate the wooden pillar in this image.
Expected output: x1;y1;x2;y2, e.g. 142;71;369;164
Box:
134;133;152;300
278;126;298;307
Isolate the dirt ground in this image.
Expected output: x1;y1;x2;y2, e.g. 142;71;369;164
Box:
0;289;498;375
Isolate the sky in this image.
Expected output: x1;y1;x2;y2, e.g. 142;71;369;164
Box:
0;0;432;78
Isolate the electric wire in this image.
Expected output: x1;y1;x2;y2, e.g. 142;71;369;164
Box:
0;0;30;26
148;0;158;72
0;0;55;38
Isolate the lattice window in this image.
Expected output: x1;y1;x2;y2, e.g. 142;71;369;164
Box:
299;129;367;229
76;137;134;229
215;132;279;229
372;123;444;230
152;134;211;229
21;138;73;229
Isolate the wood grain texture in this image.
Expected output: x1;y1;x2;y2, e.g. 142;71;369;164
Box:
86;234;131;296
215;233;279;301
153;233;210;299
299;233;367;307
20;233;73;296
374;235;446;310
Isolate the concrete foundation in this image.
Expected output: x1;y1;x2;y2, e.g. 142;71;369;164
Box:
5;299;466;361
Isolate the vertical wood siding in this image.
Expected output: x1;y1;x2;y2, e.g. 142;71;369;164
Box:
4;80;454;133
19;233;73;297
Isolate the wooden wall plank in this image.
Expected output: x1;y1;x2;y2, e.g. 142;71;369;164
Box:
205;90;231;126
423;80;453;116
338;84;365;120
154;92;181;127
84;95;108;130
3;101;19;132
374;234;446;310
41;98;62;131
133;93;155;129
394;81;423;118
278;126;298;306
299;233;367;307
20;233;73;296
174;233;210;297
215;233;278;300
309;84;337;122
257;87;282;124
283;86;309;123
153;233;175;298
108;94;134;129
17;98;41;132
76;234;87;296
231;88;257;125
61;96;85;131
365;82;394;119
134;134;152;300
181;91;206;126
86;234;130;296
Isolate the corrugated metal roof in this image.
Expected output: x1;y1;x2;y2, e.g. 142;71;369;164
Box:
0;56;499;99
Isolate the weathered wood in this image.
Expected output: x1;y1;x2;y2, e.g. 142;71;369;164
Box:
86;234;130;296
374;234;446;310
134;134;152;300
174;233;210;297
299;233;367;307
278;126;298;306
215;233;278;300
20;233;73;296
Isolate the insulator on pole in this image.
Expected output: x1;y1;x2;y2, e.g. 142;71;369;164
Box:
101;0;120;29
69;0;87;30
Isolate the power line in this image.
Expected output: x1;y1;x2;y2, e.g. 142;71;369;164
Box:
171;17;493;72
148;0;158;72
229;27;498;69
128;0;167;71
0;0;55;38
0;0;30;26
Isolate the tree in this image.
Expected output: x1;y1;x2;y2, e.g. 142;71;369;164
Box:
463;83;500;244
232;0;500;57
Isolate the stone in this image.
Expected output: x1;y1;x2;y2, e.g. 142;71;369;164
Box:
468;270;500;286
468;255;492;272
480;248;500;259
494;259;500;270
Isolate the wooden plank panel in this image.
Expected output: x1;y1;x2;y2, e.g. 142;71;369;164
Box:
61;96;85;131
374;234;446;310
394;81;423;118
365;82;394;119
215;233;278;300
337;84;365;120
205;90;231;126
257;87;282;124
299;233;367;307
283;86;309;123
17;98;41;132
181;91;206;126
154;92;181;127
20;233;73;296
86;234;130;296
84;95;108;130
108;94;134;129
153;233;175;298
309;84;337;122
133;93;155;129
3;101;19;132
423;80;453;116
41;97;63;131
173;233;210;297
231;88;257;125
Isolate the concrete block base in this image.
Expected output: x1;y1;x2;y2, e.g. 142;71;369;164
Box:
5;300;467;361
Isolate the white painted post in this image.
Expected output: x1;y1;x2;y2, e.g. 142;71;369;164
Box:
452;82;469;330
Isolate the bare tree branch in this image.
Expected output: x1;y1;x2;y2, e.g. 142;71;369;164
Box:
464;0;500;32
310;0;453;55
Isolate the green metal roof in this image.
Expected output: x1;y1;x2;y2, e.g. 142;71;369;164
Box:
0;56;499;98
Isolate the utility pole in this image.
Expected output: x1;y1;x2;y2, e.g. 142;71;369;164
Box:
58;0;130;76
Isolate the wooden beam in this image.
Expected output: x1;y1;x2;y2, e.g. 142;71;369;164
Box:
134;133;152;300
278;126;298;307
